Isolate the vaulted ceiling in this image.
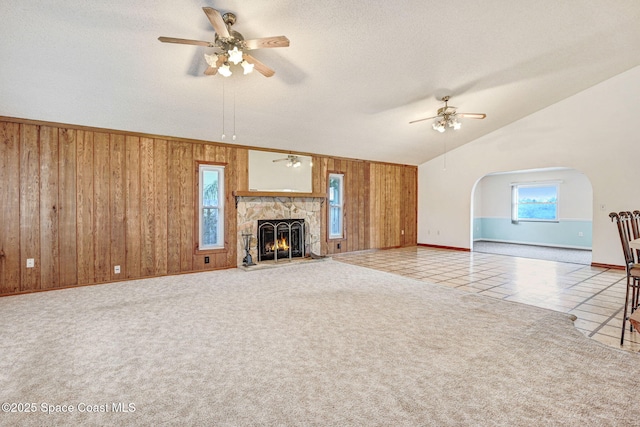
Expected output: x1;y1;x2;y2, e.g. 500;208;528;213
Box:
2;1;640;165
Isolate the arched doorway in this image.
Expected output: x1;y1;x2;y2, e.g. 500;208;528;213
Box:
470;167;593;264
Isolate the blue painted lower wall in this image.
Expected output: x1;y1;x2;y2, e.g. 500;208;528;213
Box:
474;217;592;249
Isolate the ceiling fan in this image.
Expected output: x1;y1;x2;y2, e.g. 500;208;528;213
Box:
158;7;289;77
273;155;301;168
409;96;486;132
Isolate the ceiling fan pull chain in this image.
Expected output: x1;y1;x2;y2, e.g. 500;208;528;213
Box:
221;80;226;139
233;84;237;141
443;138;447;170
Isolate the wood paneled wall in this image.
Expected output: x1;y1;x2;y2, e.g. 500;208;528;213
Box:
315;157;417;255
0;117;416;296
0;119;245;295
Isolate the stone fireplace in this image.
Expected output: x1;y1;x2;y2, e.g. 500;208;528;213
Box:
257;219;305;262
235;193;325;266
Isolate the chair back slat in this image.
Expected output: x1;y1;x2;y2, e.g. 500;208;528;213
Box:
632;210;640;260
631;211;640;239
610;211;636;268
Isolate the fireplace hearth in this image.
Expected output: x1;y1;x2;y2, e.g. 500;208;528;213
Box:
257;219;305;262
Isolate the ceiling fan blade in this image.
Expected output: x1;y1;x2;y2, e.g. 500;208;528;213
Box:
457;113;487;119
158;36;213;47
202;7;230;38
204;66;218;76
244;36;290;50
409;115;440;124
243;54;275;77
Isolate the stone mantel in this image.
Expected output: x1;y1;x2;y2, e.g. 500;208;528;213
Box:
233;191;326;207
233;191;326;198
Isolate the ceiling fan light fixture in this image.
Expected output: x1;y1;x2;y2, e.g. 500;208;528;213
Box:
432;121;446;133
277;154;302;168
445;116;462;130
241;59;254;74
228;46;243;64
204;53;218;67
218;62;232;77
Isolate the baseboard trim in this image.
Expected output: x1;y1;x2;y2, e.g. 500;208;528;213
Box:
591;262;625;270
473;238;591;251
417;243;470;252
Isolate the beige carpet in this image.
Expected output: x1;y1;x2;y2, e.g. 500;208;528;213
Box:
1;260;639;426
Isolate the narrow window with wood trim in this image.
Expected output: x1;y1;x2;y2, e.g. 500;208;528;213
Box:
199;164;225;249
328;173;344;239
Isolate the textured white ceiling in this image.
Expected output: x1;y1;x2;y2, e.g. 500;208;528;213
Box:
2;1;639;165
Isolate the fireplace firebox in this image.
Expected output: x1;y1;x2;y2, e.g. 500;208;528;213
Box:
257;219;305;262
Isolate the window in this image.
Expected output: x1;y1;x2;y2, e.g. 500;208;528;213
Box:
328;173;344;239
199;164;225;249
511;183;558;222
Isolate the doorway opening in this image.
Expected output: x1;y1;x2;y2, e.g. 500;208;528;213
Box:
470;167;593;264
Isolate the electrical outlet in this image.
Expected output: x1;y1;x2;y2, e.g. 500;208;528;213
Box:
204;256;210;264
401;229;405;235
26;258;34;268
578;232;584;237
337;243;341;249
114;265;121;274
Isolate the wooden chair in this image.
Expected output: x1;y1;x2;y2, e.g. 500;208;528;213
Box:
609;211;640;345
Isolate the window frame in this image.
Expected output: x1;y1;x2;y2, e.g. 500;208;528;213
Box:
197;162;225;251
511;182;559;223
328;172;344;240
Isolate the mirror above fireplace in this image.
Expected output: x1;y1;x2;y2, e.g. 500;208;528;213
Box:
248;150;313;193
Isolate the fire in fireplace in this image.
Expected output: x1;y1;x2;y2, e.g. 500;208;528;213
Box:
257;219;305;262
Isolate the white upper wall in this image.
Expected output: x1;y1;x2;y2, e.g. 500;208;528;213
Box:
248;150;313;192
418;65;640;266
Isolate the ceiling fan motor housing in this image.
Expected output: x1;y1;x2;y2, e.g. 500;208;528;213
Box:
438;106;457;117
222;13;236;26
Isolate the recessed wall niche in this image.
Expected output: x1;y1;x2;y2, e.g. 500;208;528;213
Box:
248;150;312;193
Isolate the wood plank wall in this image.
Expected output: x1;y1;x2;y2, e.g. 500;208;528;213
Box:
315;157;417;255
0;117;416;296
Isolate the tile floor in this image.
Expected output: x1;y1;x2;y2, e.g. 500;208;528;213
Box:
332;246;640;352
